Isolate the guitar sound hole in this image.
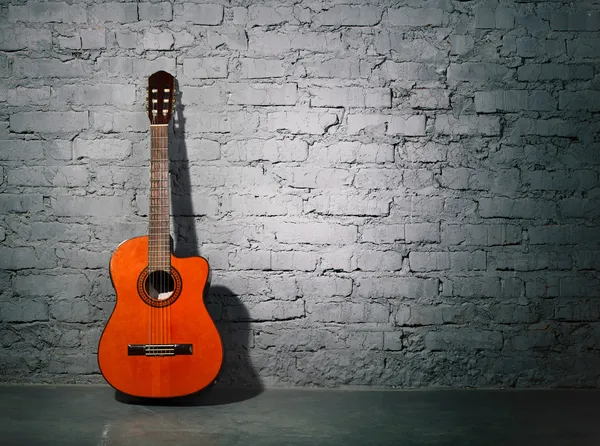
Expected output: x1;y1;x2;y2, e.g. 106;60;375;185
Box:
145;270;175;301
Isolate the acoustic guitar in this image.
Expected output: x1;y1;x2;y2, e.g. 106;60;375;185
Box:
97;71;223;398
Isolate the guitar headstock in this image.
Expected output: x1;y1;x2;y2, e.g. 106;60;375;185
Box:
146;70;175;124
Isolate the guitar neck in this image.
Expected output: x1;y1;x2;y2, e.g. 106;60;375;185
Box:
148;124;170;272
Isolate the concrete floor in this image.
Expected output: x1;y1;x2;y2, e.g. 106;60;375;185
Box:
0;385;599;445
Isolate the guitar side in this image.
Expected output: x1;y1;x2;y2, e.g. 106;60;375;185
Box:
97;236;223;398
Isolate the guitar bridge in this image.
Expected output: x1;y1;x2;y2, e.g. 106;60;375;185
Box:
127;344;193;356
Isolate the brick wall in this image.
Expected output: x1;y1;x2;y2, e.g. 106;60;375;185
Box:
1;0;600;388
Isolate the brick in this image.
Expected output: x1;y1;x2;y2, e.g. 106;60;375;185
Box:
52;85;135;106
361;225;405;243
405;223;440;243
73;139;132;160
494;252;571;271
516;38;565;58
434;115;500;136
89;3;138;23
409;89;450;110
0;247;54;269
450;35;474;56
354;168;402;189
246;300;304;321
91;111;147;133
0;26;52;51
249;30;342;54
188;166;273;189
229;250;271;270
475;90;556;113
551;10;600;31
309;141;394;164
409;251;486;272
567;38;600;58
8;166;88;187
375;34;445;64
355;276;439;299
388;115;426;136
275;222;357;244
528;225;600;245
311;87;390;108
142;30;173;50
82;28;106;49
560;199;600;219
306;194;391;216
179;4;223;25
185;111;259;134
97;57;176;77
305;57;369;79
223;139;308;162
425;329;502;351
517;64;593;81
523;169;597;192
315;5;382;26
183;58;228;79
10;112;89;133
447;63;510;82
442;224;521;246
272;167;352;189
223;194;302;216
206;29;248;50
320;247;354;272
512;118;578;137
356;250;403;271
239;58;285;79
12;58;90;78
479;198;557;219
559;91;600;112
309;301;387;323
228;83;297;106
244;5;294;26
7;87;50;106
475;6;514;29
271;252;317;271
179;86;223;106
0;299;48;322
401;141;447;163
267;111;338;135
171;138;220;162
347;114;386;135
0;195;43;213
52;195;132;217
441;168;520;195
9;2;87;22
375;61;439;81
300;276;353;297
139;2;172;21
388;7;444;27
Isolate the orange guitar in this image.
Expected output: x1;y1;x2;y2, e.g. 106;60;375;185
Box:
98;71;222;398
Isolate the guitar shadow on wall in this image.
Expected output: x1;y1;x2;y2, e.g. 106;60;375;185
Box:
116;82;263;406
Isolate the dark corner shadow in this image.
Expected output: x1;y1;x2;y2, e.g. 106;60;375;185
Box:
113;81;263;406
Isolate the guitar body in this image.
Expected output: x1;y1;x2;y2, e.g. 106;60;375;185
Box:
98;236;223;398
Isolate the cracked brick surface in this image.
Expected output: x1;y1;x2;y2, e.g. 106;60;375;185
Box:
1;0;600;388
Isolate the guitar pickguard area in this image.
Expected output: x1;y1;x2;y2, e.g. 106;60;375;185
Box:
137;266;182;308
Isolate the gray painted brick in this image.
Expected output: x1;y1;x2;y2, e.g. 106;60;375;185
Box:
475;90;556;113
8;166;88;187
0;195;43;213
10;111;89;133
567;38;600;58
355;276;439;299
275;222;357;245
315;6;382;26
73;139;131;160
475;6;514;29
0;26;52;51
517;64;593;81
361;225;405;243
479;198;557;219
91;111;147;133
305;57;369;79
425;330;503;351
447;63;510;82
52;195;132;217
89;3;138;23
306;194;390;216
0;299;48;322
180;86;224;106
207;29;248;51
9;2;87;23
142;30;173;50
356;250;403;271
139;2;172;21
409;251;486;272
185;111;259;134
223;139;307;162
434;115;500;136
239;58;285;79
249;30;342;54
311;87;390;108
7;87;50;106
228;83;297;106
405;223;440;243
12;58;90;78
559;91;600;112
551;10;600;31
267;111;338;135
388;7;444;27
52;85;135;106
178;4;223;25
309;142;394;164
183;58;228;79
242;5;295;26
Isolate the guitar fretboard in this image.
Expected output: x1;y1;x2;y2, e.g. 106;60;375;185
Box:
148;124;170;272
